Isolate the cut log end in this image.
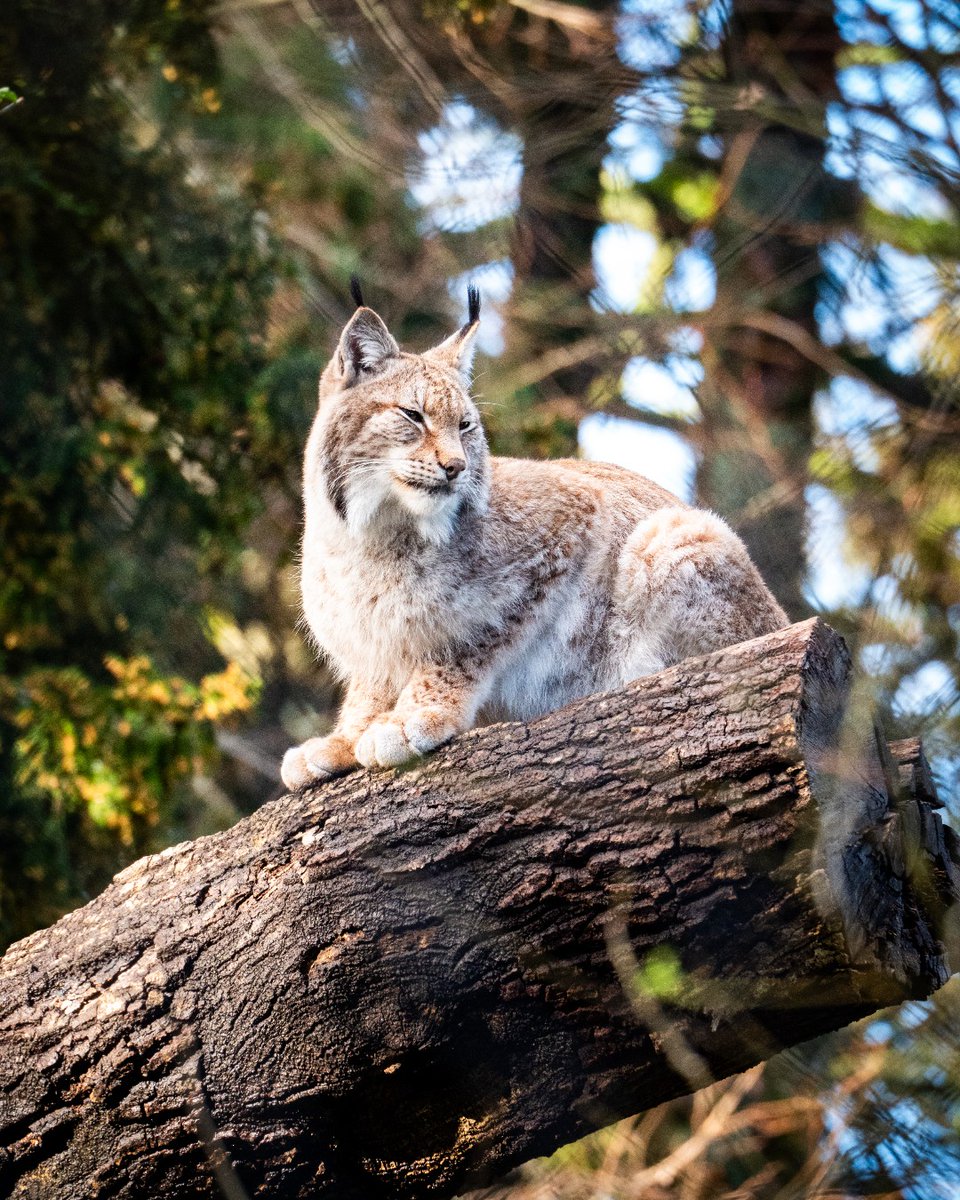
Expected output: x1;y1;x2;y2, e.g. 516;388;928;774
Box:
0;619;955;1200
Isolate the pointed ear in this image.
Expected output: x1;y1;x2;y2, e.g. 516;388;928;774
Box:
334;307;399;385
425;285;481;379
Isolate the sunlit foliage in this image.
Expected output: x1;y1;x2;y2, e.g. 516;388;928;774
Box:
0;0;276;942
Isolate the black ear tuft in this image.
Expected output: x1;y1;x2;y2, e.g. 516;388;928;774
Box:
467;284;481;325
349;275;365;309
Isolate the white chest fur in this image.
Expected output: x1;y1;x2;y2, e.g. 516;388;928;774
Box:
300;514;494;690
301;503;608;722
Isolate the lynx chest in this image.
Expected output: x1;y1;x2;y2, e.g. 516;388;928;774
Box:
300;538;478;685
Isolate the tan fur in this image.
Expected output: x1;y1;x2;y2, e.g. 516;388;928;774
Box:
281;302;788;789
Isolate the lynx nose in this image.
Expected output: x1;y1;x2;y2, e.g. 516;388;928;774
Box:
441;457;466;480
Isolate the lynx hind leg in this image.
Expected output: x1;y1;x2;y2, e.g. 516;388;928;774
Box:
613;506;788;677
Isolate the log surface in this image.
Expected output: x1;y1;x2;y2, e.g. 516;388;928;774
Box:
0;619;955;1199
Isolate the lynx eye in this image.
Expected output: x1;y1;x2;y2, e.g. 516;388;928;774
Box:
459;418;474;432
398;407;425;426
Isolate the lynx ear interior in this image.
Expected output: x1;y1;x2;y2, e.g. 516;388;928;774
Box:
337;307;399;383
426;286;481;377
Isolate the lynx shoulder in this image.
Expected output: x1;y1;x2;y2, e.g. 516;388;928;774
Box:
281;289;787;790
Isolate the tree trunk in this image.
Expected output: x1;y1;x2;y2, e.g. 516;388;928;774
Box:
1;619;955;1200
697;0;849;615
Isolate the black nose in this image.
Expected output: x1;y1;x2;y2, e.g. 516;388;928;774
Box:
442;458;466;480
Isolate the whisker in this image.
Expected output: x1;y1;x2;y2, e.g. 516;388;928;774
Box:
323;458;397;487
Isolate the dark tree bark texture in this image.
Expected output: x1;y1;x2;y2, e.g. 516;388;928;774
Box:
0;619;956;1199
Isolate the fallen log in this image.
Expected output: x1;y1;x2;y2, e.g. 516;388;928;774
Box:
0;618;956;1199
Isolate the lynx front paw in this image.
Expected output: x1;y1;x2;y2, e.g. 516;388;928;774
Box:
403;707;460;755
354;708;463;770
280;734;356;791
354;719;417;769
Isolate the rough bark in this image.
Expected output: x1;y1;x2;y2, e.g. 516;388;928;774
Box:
0;619;955;1200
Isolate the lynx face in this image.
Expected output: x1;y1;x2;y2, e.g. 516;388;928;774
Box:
314;303;488;542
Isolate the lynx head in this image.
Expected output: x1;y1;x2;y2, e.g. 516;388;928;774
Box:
312;286;488;544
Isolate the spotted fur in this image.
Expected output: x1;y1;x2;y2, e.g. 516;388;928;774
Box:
280;301;788;789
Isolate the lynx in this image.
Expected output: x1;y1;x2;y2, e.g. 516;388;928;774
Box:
280;286;787;790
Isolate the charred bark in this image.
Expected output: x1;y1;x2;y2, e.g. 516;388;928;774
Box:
0;619;955;1199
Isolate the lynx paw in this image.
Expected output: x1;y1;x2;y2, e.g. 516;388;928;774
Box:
403;707;460;755
280;735;356;791
354;708;463;770
354;719;417;769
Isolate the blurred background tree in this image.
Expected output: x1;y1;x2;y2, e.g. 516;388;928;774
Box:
1;0;959;1194
0;0;275;939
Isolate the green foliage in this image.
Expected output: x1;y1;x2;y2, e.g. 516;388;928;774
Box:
0;0;279;946
636;945;685;1002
